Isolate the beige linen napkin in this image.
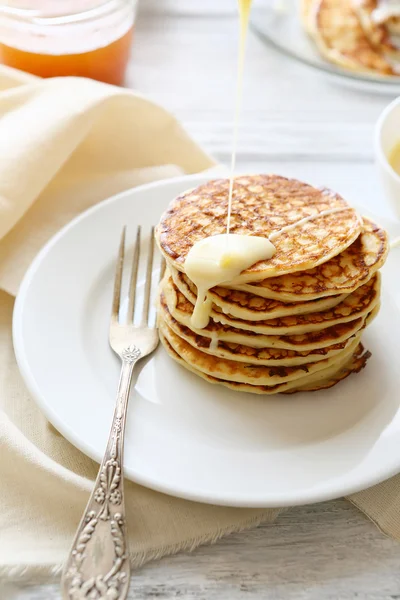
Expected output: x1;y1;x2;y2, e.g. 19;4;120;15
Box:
0;66;399;582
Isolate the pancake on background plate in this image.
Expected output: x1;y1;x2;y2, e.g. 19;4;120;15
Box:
301;0;400;76
155;175;388;395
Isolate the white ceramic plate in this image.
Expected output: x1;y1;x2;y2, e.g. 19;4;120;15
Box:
13;174;400;508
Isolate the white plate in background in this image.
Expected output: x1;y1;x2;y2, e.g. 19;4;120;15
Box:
251;0;400;95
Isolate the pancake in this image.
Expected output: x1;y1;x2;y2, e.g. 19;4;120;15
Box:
159;316;362;386
307;0;396;75
231;217;388;301
159;319;366;394
366;0;400;33
162;272;378;350
156;175;362;283
161;327;370;395
283;344;371;393
301;0;316;33
387;17;400;35
170;266;349;322
352;0;400;56
158;292;363;366
211;274;380;335
164;268;380;336
164;276;378;354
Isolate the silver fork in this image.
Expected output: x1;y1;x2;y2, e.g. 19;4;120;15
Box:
61;226;163;600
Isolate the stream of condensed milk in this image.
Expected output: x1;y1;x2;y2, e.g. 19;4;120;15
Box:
226;0;253;235
183;1;349;332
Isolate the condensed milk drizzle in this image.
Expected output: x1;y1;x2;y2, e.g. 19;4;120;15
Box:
185;234;276;329
209;332;219;352
269;207;348;241
226;0;253;234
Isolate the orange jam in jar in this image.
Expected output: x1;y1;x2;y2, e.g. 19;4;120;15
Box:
0;1;137;85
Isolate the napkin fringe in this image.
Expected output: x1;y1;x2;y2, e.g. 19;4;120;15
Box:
0;509;281;583
129;508;281;568
0;563;64;583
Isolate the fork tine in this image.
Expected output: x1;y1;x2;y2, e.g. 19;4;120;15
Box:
111;227;126;322
142;227;155;325
127;226;141;324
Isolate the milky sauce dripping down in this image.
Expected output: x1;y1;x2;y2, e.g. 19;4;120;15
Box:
184;207;349;329
185;234;276;329
269;207;348;241
226;0;253;234
209;332;219;352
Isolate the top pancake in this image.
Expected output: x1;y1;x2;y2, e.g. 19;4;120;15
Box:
156;175;363;283
231;217;388;301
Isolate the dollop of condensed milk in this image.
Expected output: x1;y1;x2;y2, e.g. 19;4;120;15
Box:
185;234;276;329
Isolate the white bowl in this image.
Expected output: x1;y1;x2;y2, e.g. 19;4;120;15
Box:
375;96;400;219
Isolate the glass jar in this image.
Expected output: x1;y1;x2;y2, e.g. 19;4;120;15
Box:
0;1;137;85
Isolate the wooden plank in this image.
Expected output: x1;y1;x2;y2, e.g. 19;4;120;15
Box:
8;501;400;600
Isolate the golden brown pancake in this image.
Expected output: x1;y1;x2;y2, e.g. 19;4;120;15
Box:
165;268;380;335
211;274;380;335
159;320;366;394
162;272;379;350
158;292;363;366
308;0;396;75
156;175;362;283
170;267;349;321
301;0;316;33
386;17;400;35
283;344;371;393
159;315;362;386
231;218;388;301
352;0;400;59
362;0;400;33
161;328;370;395
352;0;400;53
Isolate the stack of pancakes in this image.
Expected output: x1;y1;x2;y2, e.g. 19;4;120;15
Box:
302;0;400;76
155;175;388;395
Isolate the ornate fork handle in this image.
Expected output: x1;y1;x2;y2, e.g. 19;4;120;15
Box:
62;347;141;600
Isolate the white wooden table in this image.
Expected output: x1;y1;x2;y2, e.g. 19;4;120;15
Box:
7;1;400;598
